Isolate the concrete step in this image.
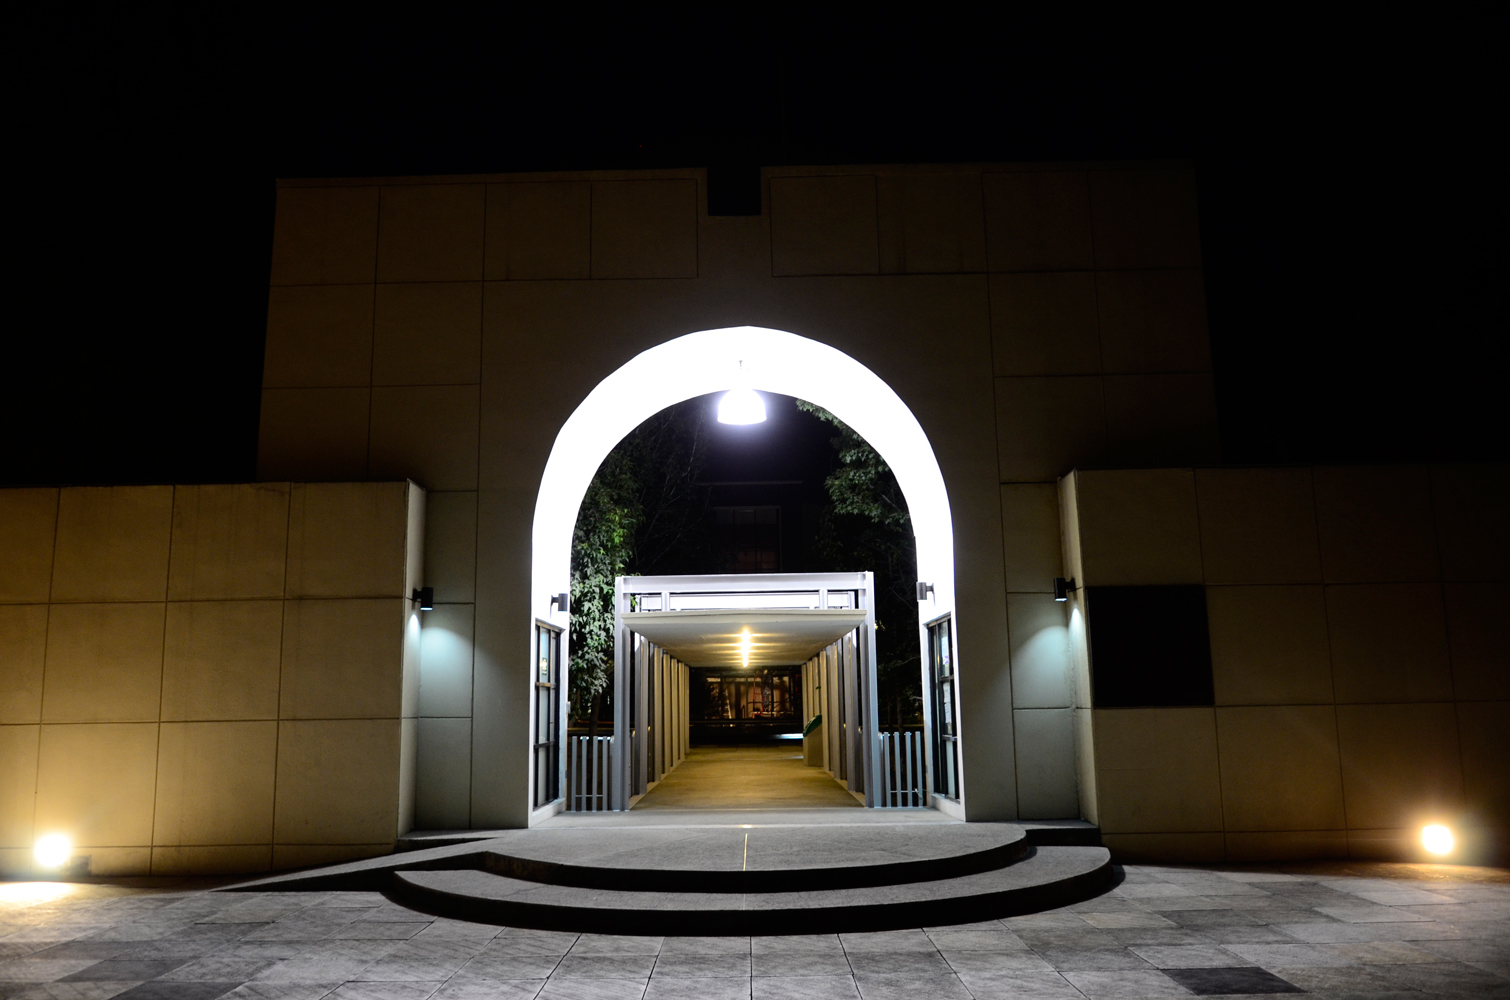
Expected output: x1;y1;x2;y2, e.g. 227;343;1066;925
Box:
389;845;1113;935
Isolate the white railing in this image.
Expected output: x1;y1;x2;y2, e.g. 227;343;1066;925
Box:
879;731;926;808
568;736;612;811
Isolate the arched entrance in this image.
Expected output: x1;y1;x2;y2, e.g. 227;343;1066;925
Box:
529;326;961;820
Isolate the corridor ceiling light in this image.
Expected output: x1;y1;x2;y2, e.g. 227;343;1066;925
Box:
739;628;753;667
33;834;71;869
717;360;766;424
1421;824;1455;855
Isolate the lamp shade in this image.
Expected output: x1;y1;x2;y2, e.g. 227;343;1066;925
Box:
717;387;767;424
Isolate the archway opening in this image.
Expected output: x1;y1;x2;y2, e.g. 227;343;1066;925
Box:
530;327;958;819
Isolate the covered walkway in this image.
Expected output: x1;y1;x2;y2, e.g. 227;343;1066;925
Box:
632;745;861;811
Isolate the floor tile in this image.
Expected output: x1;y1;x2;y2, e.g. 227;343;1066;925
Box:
840;951;949;976
643;978;750;999
852;972;970;999
567;937;662;957
326;984;442;1000
837;932;935;954
1220;942;1355;968
1125;944;1248;969
1061;968;1193;998
1079;913;1177;930
751;951;850;977
939;950;1052;973
1162;966;1302;995
655;937;750;956
431;981;544;1000
952;970;1083;999
924;930;1028;951
537;979;647;1000
650;953;750;978
552;955;657;979
751;975;859;999
112;984;248;1000
220;985;343;1000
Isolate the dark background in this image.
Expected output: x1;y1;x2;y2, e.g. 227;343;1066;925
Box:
9;9;1504;487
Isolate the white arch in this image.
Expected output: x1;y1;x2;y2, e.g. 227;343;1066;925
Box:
531;326;955;623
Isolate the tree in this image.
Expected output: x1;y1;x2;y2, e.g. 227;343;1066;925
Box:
795;400;922;726
568;401;714;734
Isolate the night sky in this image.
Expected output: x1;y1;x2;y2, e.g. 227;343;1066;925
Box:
10;10;1504;487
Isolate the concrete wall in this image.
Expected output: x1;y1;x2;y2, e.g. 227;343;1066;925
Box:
0;482;424;876
254;163;1216;827
1060;464;1509;862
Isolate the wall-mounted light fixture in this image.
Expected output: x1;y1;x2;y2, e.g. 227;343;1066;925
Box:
717;360;767;424
915;581;934;601
1053;577;1078;602
411;587;434;611
34;833;71;870
551;592;571;613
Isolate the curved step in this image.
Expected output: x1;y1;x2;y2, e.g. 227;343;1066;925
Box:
479;824;1028;892
389;845;1114;935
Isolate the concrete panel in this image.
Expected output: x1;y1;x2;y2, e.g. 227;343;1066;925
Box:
273;719;402;844
1456;701;1510;825
376;184;485;282
257;387;371;482
877;173;986;274
1099;832;1227;864
1335;703;1463;830
1195;468;1322;585
1208;585;1333;706
1093;707;1223;834
1314;465;1440;583
153;721;277;845
262;284;374;388
1444;582;1510;701
35;723;158;848
591;180;698;279
420;604;475;718
1215;705;1346;832
1013;708;1078;819
425;491;477;604
1087;168;1202;269
1000;483;1063;594
279;599;406;720
1073;469;1203;586
285;482;409;598
372;282;482;386
1095;269;1210;374
0;605;47;724
51;486;172;603
161;600;282;721
168;483;290;601
151;845;271;875
0;488;57;603
1326;583;1453;703
1224;831;1348;862
993;376;1107;482
485;181;591;280
270;185;379;286
0;725;38;848
982;171;1093;272
42;603;164;723
368;385;481;491
416;716;472;829
1102;373;1220;467
1430;464;1510;582
770;175;879;276
1008;594;1072;709
989;272;1101;376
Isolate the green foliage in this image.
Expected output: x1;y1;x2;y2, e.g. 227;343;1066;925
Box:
795;400;922;725
568;402;713;717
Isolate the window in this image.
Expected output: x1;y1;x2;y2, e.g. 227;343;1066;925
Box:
928;616;958;800
534;623;561;808
713;506;781;571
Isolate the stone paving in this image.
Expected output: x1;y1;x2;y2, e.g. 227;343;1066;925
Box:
1;861;1507;999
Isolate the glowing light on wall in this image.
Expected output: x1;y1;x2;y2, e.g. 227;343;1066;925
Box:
33;834;71;869
1421;824;1455;855
533;327;955;626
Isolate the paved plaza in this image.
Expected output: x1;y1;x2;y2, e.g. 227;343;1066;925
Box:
1;861;1507;999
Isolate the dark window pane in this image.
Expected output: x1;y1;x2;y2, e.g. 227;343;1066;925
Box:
1087;585;1214;708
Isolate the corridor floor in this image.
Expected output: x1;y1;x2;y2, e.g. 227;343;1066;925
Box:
631;745;862;811
1;861;1507;998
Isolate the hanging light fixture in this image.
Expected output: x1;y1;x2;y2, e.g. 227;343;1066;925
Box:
717;360;766;424
739;628;753;668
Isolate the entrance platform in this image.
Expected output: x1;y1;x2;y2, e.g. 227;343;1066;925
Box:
225;816;1112;934
632;744;861;810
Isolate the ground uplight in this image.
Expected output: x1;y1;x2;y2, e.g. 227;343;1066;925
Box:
1421;824;1455;855
33;834;71;869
